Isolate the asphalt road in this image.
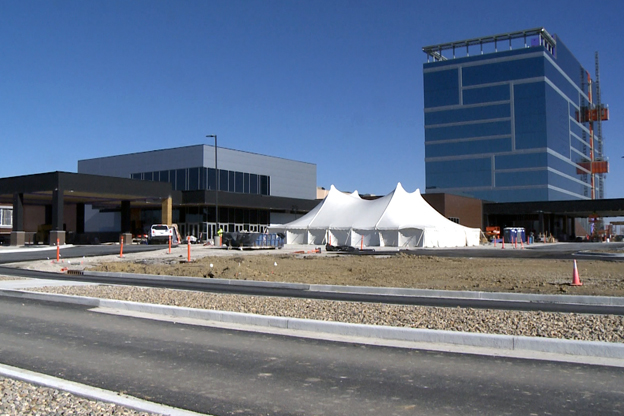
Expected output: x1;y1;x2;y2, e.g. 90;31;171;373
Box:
1;296;623;416
402;241;624;260
0;244;163;264
1;242;623;264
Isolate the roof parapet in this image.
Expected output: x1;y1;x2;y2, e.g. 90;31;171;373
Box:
423;27;556;62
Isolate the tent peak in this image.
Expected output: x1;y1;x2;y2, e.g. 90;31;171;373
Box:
394;183;422;195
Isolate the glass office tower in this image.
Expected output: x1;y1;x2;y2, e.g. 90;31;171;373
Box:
423;28;608;202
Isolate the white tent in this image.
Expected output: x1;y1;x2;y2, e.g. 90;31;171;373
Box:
270;183;481;248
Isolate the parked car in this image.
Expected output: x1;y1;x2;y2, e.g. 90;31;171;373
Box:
148;224;172;244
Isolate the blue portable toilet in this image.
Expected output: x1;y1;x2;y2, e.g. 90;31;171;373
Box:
503;227;526;243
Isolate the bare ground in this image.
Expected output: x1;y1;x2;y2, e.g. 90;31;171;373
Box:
86;251;624;297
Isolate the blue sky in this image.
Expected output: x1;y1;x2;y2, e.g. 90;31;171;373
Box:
1;0;623;198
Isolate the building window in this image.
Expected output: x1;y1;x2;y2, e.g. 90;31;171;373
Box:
0;208;12;227
188;167;199;191
235;171;244;193
132;167;271;196
176;169;186;191
228;171;235;192
219;169;228;192
260;175;269;196
207;168;216;190
250;174;258;194
244;173;250;194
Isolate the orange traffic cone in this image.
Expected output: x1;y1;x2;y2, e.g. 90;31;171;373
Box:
501;237;505;249
571;260;582;286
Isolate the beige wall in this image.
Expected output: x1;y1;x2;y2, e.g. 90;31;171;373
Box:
22;205;78;232
24;206;46;232
316;187;329;199
422;193;483;229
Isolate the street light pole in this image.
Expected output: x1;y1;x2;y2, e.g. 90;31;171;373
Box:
206;134;218;236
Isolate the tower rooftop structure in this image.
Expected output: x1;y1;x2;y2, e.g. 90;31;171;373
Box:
423;27;555;62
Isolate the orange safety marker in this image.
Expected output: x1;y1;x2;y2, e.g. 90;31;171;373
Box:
120;236;124;258
168;235;172;254
514;236;517;249
360;236;363;250
571;260;582;286
501;237;505;249
520;237;524;249
187;236;191;262
56;238;60;262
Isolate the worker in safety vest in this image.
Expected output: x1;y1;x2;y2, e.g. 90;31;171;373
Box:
217;227;223;246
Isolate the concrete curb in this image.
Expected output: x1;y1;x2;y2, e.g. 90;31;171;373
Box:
576;250;624;259
87;270;624;306
88;270;311;290
0;244;74;254
2;288;623;360
0;362;209;416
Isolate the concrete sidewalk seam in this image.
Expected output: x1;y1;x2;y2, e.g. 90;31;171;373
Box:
2;288;623;360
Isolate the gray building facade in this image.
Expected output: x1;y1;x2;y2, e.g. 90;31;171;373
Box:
78;145;316;200
78;145;317;239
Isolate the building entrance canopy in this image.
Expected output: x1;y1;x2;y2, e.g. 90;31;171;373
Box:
0;171;176;245
484;198;624;218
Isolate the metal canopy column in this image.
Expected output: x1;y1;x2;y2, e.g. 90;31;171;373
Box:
120;200;133;245
76;203;85;234
162;197;172;226
50;188;65;245
121;201;132;233
10;192;24;246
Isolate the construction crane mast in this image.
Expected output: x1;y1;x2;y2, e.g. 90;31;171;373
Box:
595;52;605;199
576;52;609;200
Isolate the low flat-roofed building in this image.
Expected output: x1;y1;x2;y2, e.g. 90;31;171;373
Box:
78;144;318;240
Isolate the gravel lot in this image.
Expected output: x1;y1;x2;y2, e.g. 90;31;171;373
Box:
0;376;160;416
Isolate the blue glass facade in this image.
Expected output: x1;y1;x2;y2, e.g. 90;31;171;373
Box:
423;32;599;202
